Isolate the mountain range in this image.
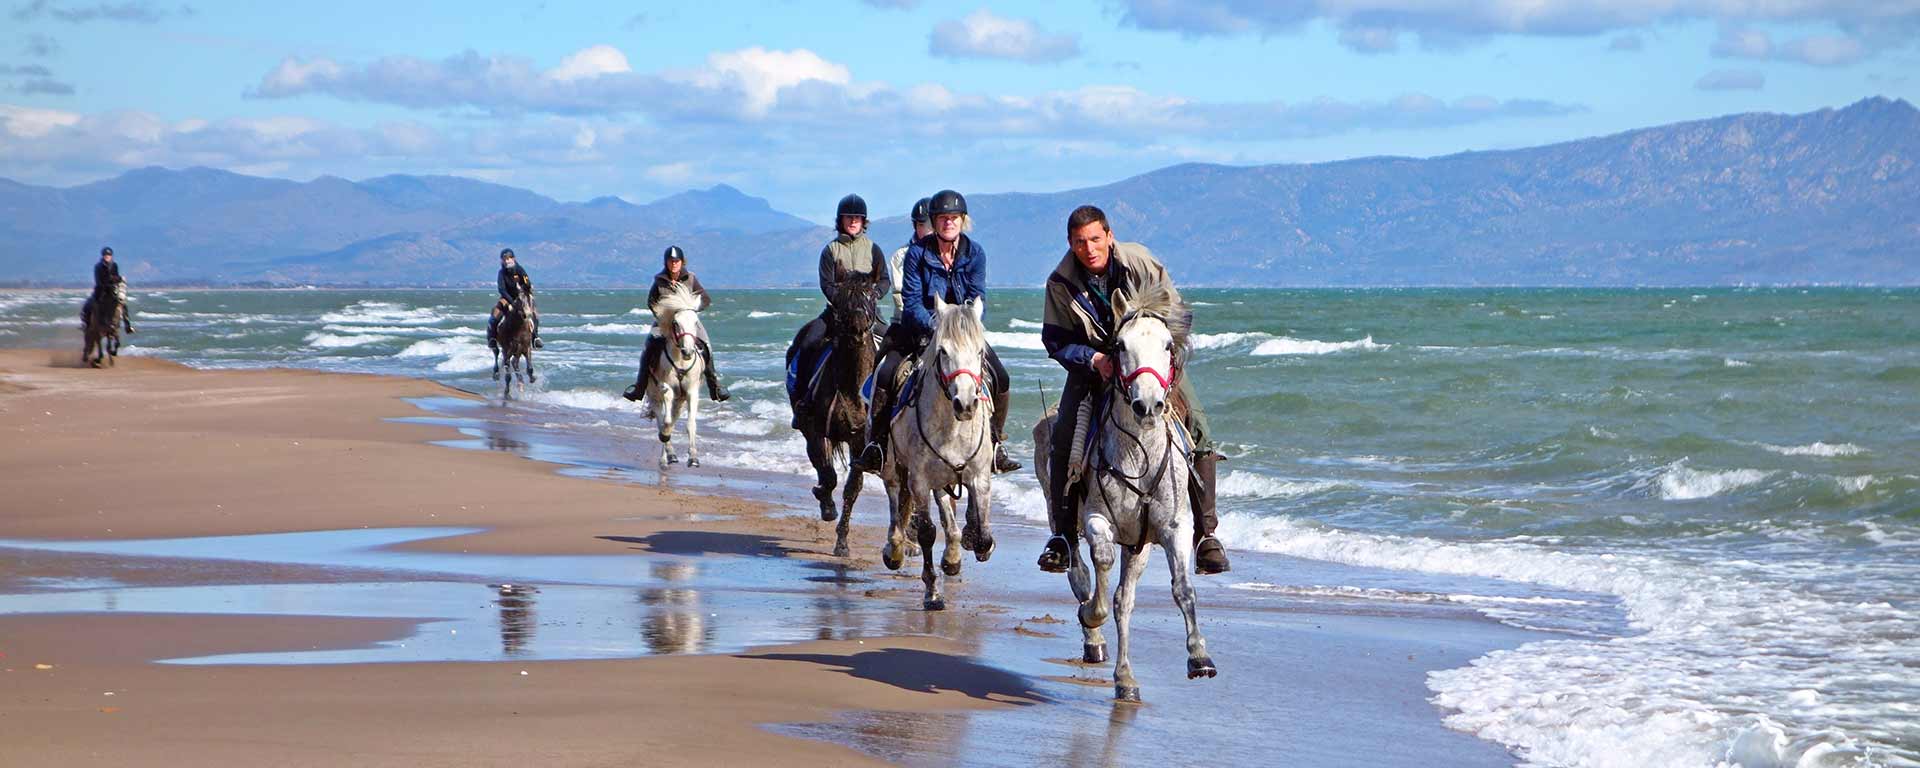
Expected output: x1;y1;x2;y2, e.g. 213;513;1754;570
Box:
3;97;1915;287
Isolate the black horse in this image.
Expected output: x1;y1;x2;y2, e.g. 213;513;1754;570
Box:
82;281;129;368
797;271;885;557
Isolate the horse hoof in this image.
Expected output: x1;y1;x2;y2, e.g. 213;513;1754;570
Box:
1114;685;1142;703
941;560;962;577
1083;643;1108;664
960;526;976;552
819;505;837;522
1188;656;1218;679
924;597;946;611
686;457;700;468
492;371;500;381
665;453;679;465
973;535;995;562
881;546;904;571
833;541;850;558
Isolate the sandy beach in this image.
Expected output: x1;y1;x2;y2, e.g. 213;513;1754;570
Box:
0;348;1543;766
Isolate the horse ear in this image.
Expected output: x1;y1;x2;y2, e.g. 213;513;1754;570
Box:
968;297;983;322
934;295;949;315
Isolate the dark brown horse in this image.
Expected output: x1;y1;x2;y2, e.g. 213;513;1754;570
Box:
492;283;536;398
801;272;883;557
82;281;128;368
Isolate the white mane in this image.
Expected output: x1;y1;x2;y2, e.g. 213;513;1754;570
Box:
652;282;701;337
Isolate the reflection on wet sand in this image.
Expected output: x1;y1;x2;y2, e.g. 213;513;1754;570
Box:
493;584;537;657
638;587;710;655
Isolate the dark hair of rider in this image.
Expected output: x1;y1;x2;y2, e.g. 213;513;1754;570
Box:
1067;205;1109;235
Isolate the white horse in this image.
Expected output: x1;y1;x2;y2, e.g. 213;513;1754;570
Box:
880;296;997;611
646;282;706;468
1036;284;1215;702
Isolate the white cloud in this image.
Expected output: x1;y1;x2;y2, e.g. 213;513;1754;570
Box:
1695;69;1766;90
0;103;80;137
929;9;1081;64
682;47;851;116
547;44;631;82
1712;25;1869;66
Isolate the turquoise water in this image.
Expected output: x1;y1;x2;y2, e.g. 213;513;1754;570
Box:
3;286;1915;766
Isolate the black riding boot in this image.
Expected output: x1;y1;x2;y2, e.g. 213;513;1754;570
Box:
624;337;662;418
700;344;729;402
530;315;543;349
852;387;890;472
1039;471;1078;574
989;387;1021;474
487;310;501;351
1190;452;1231;575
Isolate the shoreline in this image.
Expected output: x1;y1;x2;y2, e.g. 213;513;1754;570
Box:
0;348;1540;766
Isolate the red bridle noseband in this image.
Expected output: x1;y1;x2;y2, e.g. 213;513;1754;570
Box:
1121;365;1174;390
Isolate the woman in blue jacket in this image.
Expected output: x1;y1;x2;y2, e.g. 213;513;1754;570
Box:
855;189;1020;475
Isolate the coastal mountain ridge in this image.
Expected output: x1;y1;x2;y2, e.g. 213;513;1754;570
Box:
3;97;1915;287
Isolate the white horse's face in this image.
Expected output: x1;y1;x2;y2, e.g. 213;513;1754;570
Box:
672;311;700;357
930;297;988;420
1116;315;1177;421
112;282;127;303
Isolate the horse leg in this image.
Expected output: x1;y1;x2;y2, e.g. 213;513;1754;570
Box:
1113;543;1150;703
937;487;962;578
492;347;501;380
916;481;944;610
962;475;995;562
834;463;860;559
1159;518;1221;679
1069;542;1106;663
881;461;907;570
525;350;535;383
1079;512;1116;630
806;435;837;521
657;389;677;467
684;385;700;468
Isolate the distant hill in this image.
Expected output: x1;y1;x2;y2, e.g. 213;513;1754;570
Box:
3;97;1915;287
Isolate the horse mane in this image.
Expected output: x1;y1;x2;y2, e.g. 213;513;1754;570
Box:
932;299;987;354
654;282;701;316
1118;282;1190;348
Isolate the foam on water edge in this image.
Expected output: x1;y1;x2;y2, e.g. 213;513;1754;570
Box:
1215;513;1914;766
1251;335;1387;356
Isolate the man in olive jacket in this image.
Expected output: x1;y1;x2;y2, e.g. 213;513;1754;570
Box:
1038;205;1230;575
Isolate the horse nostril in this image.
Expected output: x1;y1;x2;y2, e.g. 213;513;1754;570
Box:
1132;400;1149;419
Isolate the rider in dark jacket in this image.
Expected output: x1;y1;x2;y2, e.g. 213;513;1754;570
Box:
1037;205;1230;576
786;194;890;430
853;190;1019;474
488;248;542;350
80;246;133;333
624;245;730;407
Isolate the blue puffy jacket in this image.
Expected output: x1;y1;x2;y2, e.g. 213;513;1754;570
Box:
900;233;987;340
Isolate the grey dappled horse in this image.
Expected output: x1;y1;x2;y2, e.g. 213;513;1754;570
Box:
646;282;707;468
1034;285;1216;702
879;296;997;611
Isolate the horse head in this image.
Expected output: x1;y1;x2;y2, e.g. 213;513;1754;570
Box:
929;296;989;421
1112;284;1189;422
111;280;128;305
653;282;704;360
826;270;879;342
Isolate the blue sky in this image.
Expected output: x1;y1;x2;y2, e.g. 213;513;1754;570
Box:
3;0;1915;222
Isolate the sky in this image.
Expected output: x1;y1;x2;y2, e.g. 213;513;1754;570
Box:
2;0;1916;223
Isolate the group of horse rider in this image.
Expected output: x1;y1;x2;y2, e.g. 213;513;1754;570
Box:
88;188;1233;576
80;246;135;335
784;190;1232;576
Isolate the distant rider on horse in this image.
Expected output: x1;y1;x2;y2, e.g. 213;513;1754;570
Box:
854;189;1020;475
786;193;891;430
889;197;932;319
80;246;134;334
488;248;542;351
1036;205;1231;576
624;245;731;407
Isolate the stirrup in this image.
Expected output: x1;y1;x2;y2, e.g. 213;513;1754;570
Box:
531;337;545;350
1037;535;1070;573
853;441;885;471
1194;536;1231;575
992;444;1022;474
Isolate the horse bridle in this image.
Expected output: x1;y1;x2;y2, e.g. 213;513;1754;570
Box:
913;346;990;474
1090;310;1183;547
665;320;699;375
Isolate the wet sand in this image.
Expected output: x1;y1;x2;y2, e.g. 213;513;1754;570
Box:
0;349;1544;766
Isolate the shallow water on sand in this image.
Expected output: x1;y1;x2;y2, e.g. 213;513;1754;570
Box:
5;286;1916;766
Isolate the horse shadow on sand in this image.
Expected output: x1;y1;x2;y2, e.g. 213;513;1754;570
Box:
595;532;798;558
746;647;1050;705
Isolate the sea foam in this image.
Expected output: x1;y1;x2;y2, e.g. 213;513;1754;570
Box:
1251;335;1386;356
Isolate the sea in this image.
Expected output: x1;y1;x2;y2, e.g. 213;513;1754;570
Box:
2;286;1915;767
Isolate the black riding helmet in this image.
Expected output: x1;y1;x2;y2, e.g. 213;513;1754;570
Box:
836;194;868;220
101;246;113;257
928;189;966;217
500;248;515;260
663;245;685;264
910;197;931;224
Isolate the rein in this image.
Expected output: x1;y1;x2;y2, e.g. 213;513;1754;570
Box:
912;348;990;474
1088;312;1186;549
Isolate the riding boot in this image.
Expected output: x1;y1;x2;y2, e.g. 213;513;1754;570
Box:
852;388;890;472
487;309;501;351
1039;474;1079;574
1190;452;1231;575
530;315;543;350
701;345;730;402
989;387;1021;473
